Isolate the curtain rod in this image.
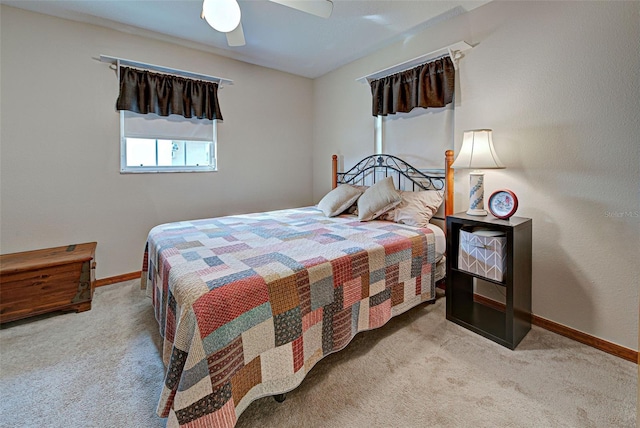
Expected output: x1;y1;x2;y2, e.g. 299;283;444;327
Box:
97;55;234;86
356;40;473;84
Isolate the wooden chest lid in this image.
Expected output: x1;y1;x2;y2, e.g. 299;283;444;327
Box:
0;242;96;274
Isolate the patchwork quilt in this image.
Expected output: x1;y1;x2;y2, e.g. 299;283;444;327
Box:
142;207;436;427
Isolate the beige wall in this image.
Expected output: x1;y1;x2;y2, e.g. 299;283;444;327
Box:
0;6;314;278
312;1;639;350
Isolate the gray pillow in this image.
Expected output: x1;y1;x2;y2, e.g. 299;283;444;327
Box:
379;190;444;227
357;176;401;221
317;185;363;217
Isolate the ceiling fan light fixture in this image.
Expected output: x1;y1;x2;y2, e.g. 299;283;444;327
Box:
202;0;242;33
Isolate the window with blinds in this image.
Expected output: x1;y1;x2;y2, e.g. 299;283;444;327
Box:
120;110;217;173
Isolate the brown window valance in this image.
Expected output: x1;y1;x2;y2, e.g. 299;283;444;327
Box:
369;56;455;117
116;66;223;121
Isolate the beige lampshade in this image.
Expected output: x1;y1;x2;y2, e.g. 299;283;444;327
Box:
451;129;505;169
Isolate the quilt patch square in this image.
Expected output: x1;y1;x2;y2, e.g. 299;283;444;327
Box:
385;263;399;288
385;248;412;267
391;281;405;306
260;343;294;382
409;234;424;258
301;256;329;269
342;277;361;309
197;264;232;280
194;276;270;338
212;243;252;255
382;238;412;256
295;270;311;317
411;256;423;278
332;307;353;351
241;318;275;365
180;358;211;393
422;262;433;276
403;278;417;301
205;269;258;291
292;336;304;372
326;285;344;315
181;398;236;428
172;376;215;420
307;261;332;283
349;250;369;278
410;235;425;258
360;273;370;299
302;320;323;361
331;256;352;287
397;259;412;284
370;288;391;307
369;279;386;297
309;276;334;311
166;292;178;342
164;348;189;390
302;307;323;332
312;233;346;244
367;247;385;272
369;298;392;330
202;303;272;356
183;251;202;262
175;241;205;250
350;301;360;334
321;309;334;355
204;256;225;267
207;336;244;391
369;268;385;285
231;356;262;406
357;298;370;330
243;253;304;272
175;382;232;425
304;348;323;373
267;275;300;316
273;306;303;347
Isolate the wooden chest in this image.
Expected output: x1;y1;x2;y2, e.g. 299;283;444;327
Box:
0;242;96;324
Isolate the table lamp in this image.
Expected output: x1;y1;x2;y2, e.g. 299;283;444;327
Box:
451;129;505;216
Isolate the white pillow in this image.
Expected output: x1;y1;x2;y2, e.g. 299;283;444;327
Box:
381;190;444;227
317;185;363;217
357;177;402;221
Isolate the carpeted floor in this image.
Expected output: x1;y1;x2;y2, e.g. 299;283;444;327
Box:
0;280;636;428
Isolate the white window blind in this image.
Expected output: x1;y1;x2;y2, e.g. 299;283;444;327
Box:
120;111;217;173
379;106;454;169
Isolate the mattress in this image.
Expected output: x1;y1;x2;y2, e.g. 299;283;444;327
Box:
426;223;445;263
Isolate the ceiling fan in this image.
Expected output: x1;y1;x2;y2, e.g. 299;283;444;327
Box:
201;0;334;47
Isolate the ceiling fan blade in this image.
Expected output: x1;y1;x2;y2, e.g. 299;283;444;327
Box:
269;0;333;18
226;22;245;47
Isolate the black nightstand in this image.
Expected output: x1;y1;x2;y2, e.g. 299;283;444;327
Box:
446;213;532;349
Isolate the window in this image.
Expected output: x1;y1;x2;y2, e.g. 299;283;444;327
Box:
120;110;217;173
377;106;454;168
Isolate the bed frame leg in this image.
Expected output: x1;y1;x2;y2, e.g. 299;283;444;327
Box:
273;393;287;403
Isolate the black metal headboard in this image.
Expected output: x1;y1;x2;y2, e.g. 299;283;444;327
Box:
336;154;445;192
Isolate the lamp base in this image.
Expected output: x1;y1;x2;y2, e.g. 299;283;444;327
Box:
466;208;488;216
467;171;487;216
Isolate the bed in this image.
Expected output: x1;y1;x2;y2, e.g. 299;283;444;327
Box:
142;152;454;427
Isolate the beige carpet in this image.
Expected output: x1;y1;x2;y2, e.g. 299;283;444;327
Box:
0;280;636;428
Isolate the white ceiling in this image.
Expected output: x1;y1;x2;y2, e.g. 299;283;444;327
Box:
2;0;490;79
